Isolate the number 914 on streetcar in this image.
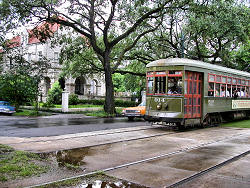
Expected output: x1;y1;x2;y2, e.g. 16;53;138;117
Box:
144;58;250;128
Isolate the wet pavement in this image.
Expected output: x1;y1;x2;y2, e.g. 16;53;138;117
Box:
0;114;147;137
1;116;250;188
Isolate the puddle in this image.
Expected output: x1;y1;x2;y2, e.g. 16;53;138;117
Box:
77;180;148;188
40;147;91;168
167;145;233;171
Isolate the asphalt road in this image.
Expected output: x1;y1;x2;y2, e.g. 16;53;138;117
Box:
0;114;148;137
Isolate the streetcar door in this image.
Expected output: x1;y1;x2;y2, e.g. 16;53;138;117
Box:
184;71;202;118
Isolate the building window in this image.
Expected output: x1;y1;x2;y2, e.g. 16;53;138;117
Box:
28;53;31;61
54;52;59;60
38;51;42;61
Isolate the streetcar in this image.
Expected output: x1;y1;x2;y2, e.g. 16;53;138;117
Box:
144;58;250;128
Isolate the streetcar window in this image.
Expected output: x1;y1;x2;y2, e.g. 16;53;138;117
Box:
155;76;166;94
215;83;220;97
232;86;237;98
227;84;232;97
222;77;227;83
147;77;154;94
240;87;245;97
167;77;182;94
209;75;215;82
221;85;226;97
208;73;215;96
216;76;221;83
237;79;241;85
232;78;237;85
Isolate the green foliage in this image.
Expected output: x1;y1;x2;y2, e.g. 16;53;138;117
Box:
115;100;136;107
47;81;62;105
113;73;126;92
14;109;51;116
231;41;250;71
77;99;136;107
183;0;249;64
68;94;79;105
0;55;48;110
0;144;48;182
42;102;56;108
78;99;105;105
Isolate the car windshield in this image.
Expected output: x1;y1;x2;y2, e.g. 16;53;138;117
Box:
0;102;9;106
138;101;146;106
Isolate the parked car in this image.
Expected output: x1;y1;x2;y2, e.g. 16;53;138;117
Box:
0;101;16;115
122;101;146;121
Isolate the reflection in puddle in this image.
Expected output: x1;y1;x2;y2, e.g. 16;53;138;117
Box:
56;148;90;167
78;180;147;188
41;147;90;168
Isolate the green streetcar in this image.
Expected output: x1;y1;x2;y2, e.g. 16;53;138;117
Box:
144;58;250;128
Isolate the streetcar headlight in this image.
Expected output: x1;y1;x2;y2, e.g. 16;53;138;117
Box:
156;104;162;110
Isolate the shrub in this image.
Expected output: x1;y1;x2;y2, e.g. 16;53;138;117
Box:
42;102;55;108
78;99;105;105
69;94;79;105
46;81;62;105
115;100;136;107
77;99;136;107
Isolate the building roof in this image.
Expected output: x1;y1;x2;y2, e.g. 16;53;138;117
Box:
146;58;250;78
6;35;21;48
27;21;60;44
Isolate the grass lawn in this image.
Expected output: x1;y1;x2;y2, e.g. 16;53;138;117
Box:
0;144;48;182
54;104;102;108
14;109;51;116
220;119;250;128
82;108;123;117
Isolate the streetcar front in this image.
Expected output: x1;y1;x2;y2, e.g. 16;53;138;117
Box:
145;68;184;125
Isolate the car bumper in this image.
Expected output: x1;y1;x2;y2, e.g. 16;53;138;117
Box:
122;113;144;117
0;109;16;114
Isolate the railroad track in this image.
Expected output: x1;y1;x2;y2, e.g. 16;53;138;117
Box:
6;125;173;146
167;149;250;188
26;131;249;188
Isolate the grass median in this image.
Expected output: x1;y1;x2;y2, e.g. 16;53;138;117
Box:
0;144;49;182
220;119;250;128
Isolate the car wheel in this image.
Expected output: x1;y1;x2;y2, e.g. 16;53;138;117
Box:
128;117;135;121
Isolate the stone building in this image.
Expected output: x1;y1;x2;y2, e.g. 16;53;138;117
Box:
1;22;106;102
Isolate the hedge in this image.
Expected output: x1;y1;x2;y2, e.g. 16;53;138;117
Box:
78;99;136;107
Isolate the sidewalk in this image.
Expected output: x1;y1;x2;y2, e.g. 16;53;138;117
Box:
21;106;103;113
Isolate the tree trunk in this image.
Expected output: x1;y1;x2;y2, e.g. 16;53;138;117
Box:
103;53;116;115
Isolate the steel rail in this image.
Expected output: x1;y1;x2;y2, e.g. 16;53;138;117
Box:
167;149;250;188
6;126;168;145
25;132;247;188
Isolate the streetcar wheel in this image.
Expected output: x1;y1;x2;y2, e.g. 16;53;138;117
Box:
177;123;185;131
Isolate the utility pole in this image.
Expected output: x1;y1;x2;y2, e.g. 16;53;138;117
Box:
180;31;185;58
